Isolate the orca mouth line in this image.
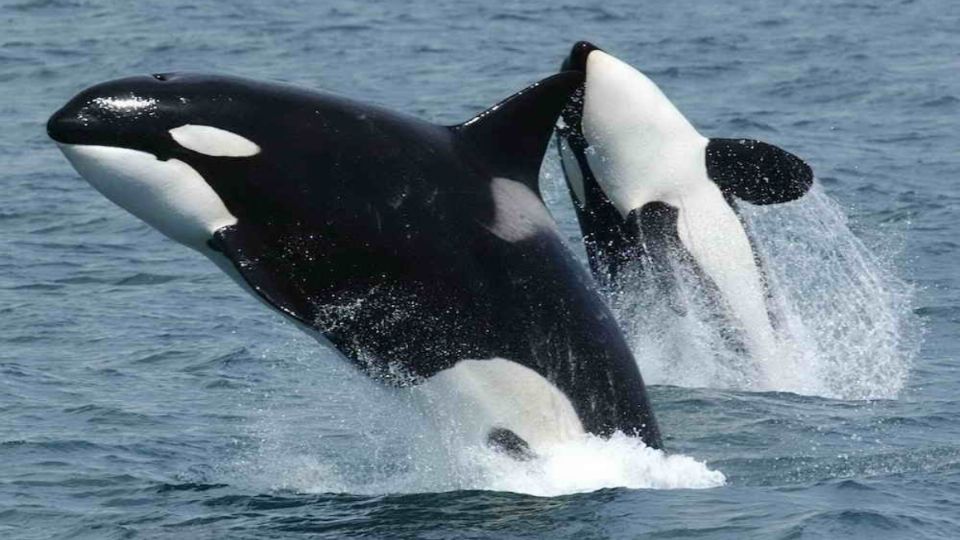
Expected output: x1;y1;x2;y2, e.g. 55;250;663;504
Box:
47;109;183;162
47;106;161;150
46;106;137;148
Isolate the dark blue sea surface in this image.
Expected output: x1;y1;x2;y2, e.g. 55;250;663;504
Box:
1;0;958;538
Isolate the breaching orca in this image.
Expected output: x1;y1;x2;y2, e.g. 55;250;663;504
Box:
48;71;662;452
554;42;814;384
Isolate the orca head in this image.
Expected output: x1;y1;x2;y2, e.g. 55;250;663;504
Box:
556;42;708;217
47;73;276;250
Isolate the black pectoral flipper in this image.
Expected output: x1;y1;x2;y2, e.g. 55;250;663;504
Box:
207;224;318;328
452;71;584;195
706;138;814;205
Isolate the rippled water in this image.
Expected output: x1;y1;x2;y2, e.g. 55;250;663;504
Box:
2;0;958;538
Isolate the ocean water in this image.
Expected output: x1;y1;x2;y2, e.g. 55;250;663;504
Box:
1;0;958;538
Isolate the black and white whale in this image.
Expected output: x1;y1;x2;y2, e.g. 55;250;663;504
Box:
47;71;662;452
554;42;814;384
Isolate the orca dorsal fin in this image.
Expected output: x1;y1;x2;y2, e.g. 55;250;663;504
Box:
452;71;584;195
706;138;814;205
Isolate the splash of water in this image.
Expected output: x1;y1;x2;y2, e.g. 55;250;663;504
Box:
742;185;919;399
593;184;919;399
240;437;726;497
224;353;724;497
458;434;725;495
232;402;725;496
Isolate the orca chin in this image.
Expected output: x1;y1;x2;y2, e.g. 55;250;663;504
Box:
50;68;664;451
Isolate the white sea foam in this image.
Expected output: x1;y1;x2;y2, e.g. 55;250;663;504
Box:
226;354;724;497
458;434;726;496
234;413;725;496
247;439;726;497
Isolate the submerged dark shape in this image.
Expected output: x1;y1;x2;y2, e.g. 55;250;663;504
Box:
487;427;536;461
49;70;662;450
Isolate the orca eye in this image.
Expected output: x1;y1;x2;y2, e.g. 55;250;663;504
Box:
152;73;168;81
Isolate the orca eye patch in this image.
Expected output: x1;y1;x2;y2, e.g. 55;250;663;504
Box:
169;124;261;157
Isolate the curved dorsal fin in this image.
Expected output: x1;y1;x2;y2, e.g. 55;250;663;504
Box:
452;71;584;196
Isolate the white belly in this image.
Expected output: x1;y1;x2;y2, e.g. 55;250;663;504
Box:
417;358;585;451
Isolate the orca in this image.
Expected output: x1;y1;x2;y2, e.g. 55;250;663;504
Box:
48;71;662;451
554;42;814;384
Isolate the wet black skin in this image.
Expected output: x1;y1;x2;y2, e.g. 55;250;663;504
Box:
556;83;637;285
48;72;662;448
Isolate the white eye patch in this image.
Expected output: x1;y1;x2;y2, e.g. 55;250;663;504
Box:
169;124;260;157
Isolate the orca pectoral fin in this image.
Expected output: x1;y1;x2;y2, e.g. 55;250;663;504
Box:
487;427;536;461
452;71;584;196
207;224;317;327
705;138;814;205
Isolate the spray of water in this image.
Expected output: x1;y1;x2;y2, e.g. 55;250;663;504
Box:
557;178;920;400
238;433;725;497
229;377;725;496
741;185;919;399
